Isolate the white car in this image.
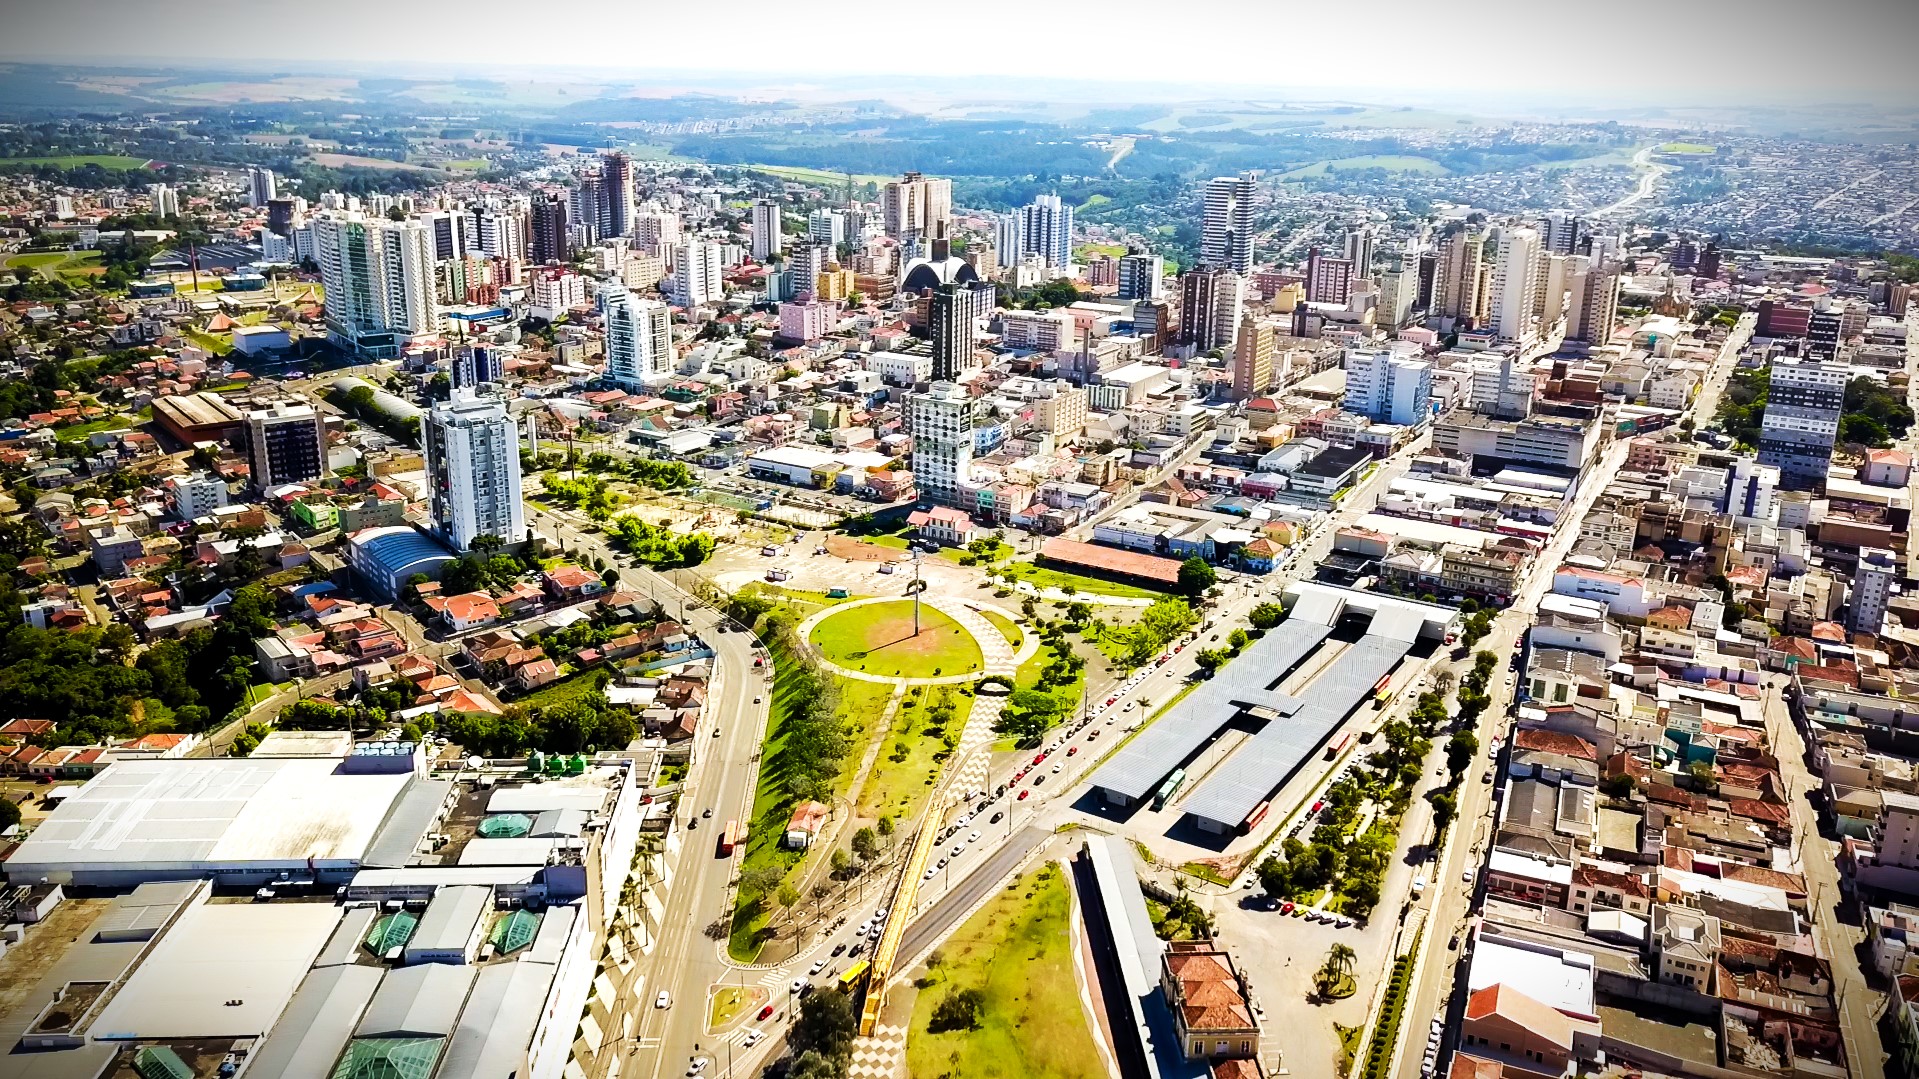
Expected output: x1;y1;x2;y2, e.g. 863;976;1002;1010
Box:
790;979;806;994
923;866;937;880
687;1061;708;1076
810;959;827;975
1124;701;1136;712
873;907;889;920
743;1031;762;1048
854;920;870;937
968;830;981;842
656;991;672;1009
949;844;963;857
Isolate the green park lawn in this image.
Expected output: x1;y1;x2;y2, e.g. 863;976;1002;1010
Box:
0;155;151;169
857;686;950;822
1283;155;1449;178
746;164;894;188
809;600;982;679
53;416;135;443
905;863;1105;1079
4;250;103;282
998;560;1163;600
978;608;1023;650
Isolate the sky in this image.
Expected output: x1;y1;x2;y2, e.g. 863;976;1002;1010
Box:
8;0;1919;109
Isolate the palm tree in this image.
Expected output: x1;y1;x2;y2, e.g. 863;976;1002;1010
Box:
1318;942;1357;992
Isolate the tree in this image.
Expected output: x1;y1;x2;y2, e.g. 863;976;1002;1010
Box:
1177;556;1216;597
788;1052;840;1079
1227;628;1249;653
1317;943;1357;993
1248;602;1284;630
777;883;801;914
876;815;895;839
469;533;505;556
739;863;785;898
851;827;879;863
1446;731;1479;775
830;848;851;876
929;986;986;1032
1193;648;1228;675
1430;789;1457;830
0;797;20;832
790;987;859;1066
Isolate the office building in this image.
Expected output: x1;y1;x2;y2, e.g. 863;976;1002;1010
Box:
1201;173;1256;274
1851;548;1897;635
1306;247;1353;305
1416;250;1439;310
265;197;298;238
929;283;977;382
909;380;974;506
1231;314;1276;400
602;283;674;388
750;198;783;261
673;240;723;308
1000;309;1073;352
1344;347;1433;425
246;165;276;207
311;212;441;359
1758;358;1847;487
882;171;952;248
423;389;526;552
1806;309;1842;361
1433;413;1601;471
1177;266;1243;354
1436;228;1487;327
1566;264;1620;343
599;150;634;238
529;192;570;264
245;402;327;489
1489;225;1540;345
1019;194;1074;270
1118;250;1164;301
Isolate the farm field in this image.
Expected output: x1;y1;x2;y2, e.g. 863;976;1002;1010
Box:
0;155;152;169
1283;155;1449;178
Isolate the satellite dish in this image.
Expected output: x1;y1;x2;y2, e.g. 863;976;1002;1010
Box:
466;755;484;770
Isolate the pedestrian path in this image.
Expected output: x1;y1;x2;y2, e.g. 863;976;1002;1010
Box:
844;1023;908;1079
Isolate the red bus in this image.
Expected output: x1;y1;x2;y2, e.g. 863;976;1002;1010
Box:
717;820;744;857
1324;733;1352;761
1238;800;1271;836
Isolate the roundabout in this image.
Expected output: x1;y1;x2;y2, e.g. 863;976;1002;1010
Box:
807;598;983;679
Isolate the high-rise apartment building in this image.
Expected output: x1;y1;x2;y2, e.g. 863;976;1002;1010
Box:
311;212;441;359
1566;265;1621;343
601;283;674;388
476;208;523;262
451;344;504;389
1539;210;1580;255
1850;547;1897;635
530;193;570;264
1231;313;1275;400
789;243;831;300
673;240;723;308
574;169;605;241
1758;358;1847;487
1377;256;1416;329
1178;267;1243;354
1019;194;1074;270
929;283;977;382
148;183;179;218
423;388;526;553
882;172;952;248
1436;228;1486;327
244;401;327;489
266;198;299;238
1305;247;1353;305
1344;348;1433;426
1537;253;1575;322
247;165;277;208
599;151;634;239
807;208;845;247
909;380;974;507
1343;225;1377;277
1201;173;1256;274
1468;353;1533;419
1490;226;1541;345
995;214;1022;269
750;198;783;261
1117;251;1164;301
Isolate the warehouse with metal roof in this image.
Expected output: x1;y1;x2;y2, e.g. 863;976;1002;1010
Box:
1088;583;1457;834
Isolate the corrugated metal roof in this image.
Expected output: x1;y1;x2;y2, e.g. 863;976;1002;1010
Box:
525;904;577;966
357;964;475;1038
245;965;382;1079
93;880;199;942
407;885;489;957
313;907;377;968
437;960;558;1079
362;776;453;870
1181;633;1412;829
1088;619;1333;802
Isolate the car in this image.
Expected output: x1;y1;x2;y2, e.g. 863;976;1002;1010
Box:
869;924;883;939
1448;934;1460;950
1411;876;1427;894
989;811;1003;823
791;979;807;994
831;942;847;957
874;906;889;921
686;818;697;830
1123;701;1136;712
810;959;827;975
656;991;672;1009
1310;800;1324;814
949;844;963;857
1033;774;1046;785
702;807;713;818
1088;729;1100;739
936;856;948;869
1482;770;1494;784
1018;789;1031;800
754;696;762;704
849;942;864;958
1281;902;1295;914
1067;746;1078;756
968;830;981;842
758;1004;775;1020
1033;754;1046;765
924;867;938;879
713;727;722;737
1105;697;1117;707
1462;868;1475;883
855;920;869;936
688;1061;708;1076
1334;917;1351;928
743;1031;762;1047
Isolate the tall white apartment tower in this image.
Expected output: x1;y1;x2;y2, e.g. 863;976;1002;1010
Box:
1850;548;1897;635
750;198;783;262
247;166;277;207
807;208;845;247
673;240;723;308
601;283;674;388
882;172;952;250
1201;173;1256;274
1539;210;1580;255
1343;225;1377;278
422;388;526;553
1566;264;1621;343
1117;251;1164;301
909;380;975;507
148;183;179;218
1019;194;1074;270
1489;225;1541;346
995;214;1023;269
311;212;441;359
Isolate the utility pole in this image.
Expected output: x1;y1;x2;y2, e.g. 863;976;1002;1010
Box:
911;550;923;636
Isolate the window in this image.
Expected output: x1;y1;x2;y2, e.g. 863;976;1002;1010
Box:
1239;1041;1251;1054
1192;1042;1203;1057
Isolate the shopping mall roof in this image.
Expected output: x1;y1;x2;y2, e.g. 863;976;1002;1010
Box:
439;960;558;1078
357;963;475;1039
5;757;414;881
243;965;384;1079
